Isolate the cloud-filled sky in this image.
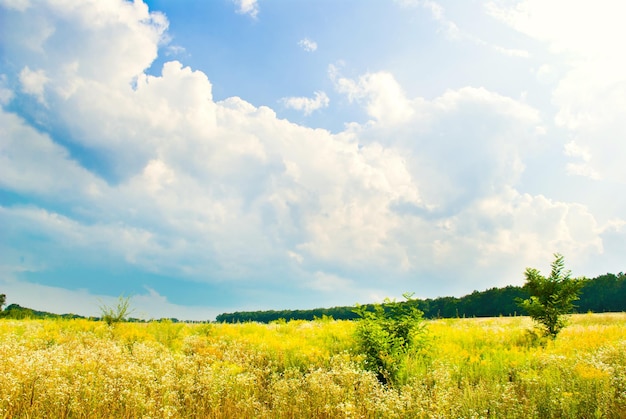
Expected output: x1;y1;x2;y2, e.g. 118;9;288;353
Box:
1;0;625;320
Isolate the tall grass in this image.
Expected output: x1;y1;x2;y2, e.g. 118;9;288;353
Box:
0;313;625;418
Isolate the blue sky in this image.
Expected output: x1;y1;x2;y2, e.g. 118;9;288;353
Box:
1;0;625;320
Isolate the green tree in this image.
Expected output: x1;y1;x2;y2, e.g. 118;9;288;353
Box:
99;295;134;326
353;293;426;386
517;253;584;338
0;294;5;311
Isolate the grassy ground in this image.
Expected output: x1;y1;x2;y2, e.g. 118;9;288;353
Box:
0;313;625;418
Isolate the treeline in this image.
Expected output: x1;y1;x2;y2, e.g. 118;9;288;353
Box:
216;272;626;323
0;304;187;323
1;272;623;323
0;304;86;320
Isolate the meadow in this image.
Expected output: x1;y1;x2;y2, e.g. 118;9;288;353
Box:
0;313;625;418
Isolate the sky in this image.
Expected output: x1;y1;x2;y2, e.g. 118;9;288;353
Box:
1;0;625;321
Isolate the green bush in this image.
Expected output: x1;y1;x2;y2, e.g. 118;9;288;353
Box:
353;293;426;386
99;295;134;326
517;253;584;338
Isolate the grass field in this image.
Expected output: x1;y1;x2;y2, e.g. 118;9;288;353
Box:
1;313;625;418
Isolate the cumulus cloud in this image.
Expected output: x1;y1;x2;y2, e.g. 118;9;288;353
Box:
0;0;622;317
325;66;604;286
563;141;599;179
19;66;48;103
488;0;626;184
2;0;167;90
486;0;626;58
0;108;106;197
424;186;605;291
232;0;259;19
298;38;317;52
323;66;610;291
281;91;329;115
330;66;414;125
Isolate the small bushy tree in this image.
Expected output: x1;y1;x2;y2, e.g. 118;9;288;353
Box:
517;253;584;338
0;293;5;311
353;293;426;386
99;295;134;326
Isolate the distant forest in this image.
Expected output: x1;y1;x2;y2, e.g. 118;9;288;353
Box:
215;272;626;323
1;272;624;323
0;304;85;320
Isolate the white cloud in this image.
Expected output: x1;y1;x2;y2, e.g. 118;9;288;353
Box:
0;108;107;198
19;66;48;103
233;0;259;19
535;64;557;84
4;0;167;91
0;1;561;296
565;163;600;180
466;188;602;259
0;206;159;268
395;0;460;39
486;0;626;58
564;141;591;162
331;67;414;125
394;0;420;6
421;0;460;38
1;0;624;317
332;67;541;138
165;45;186;56
0;0;30;11
281;91;329;115
308;271;354;293
488;0;626;184
563;140;600;178
492;45;530;58
432;187;605;288
298;38;317;52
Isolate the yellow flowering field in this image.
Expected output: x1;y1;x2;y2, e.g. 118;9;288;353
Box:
1;313;625;418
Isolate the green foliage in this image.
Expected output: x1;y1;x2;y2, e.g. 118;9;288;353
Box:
99;295;134;326
215;272;626;323
517;253;584;338
353;292;426;386
0;304;35;319
216;306;360;323
0;304;81;320
578;272;626;312
0;293;5;311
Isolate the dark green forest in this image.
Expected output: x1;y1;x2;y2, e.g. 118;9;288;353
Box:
0;304;182;323
0;304;85;320
1;272;624;323
215;272;626;323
